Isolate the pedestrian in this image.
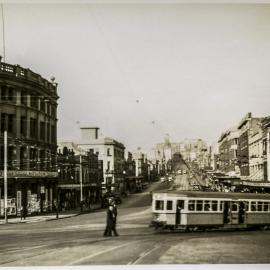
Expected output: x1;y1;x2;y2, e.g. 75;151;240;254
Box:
111;200;119;236
20;206;26;220
103;198;114;237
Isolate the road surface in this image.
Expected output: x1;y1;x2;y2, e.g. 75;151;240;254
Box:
0;181;270;266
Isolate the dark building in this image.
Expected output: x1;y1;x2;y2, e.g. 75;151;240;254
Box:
0;59;58;216
262;116;270;182
57;144;103;211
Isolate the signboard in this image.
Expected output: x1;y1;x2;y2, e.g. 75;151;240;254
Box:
0;170;58;178
242;181;270;187
0;198;16;216
40;186;45;194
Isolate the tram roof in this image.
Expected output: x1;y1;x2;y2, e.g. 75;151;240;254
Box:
153;190;270;200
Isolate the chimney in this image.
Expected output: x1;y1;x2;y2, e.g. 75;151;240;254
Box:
80;127;99;141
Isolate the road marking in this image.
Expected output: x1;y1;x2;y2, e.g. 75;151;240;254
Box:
68;241;139;265
128;244;160;265
1;244;47;254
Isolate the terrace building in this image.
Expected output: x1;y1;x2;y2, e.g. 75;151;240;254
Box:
0;59;58;216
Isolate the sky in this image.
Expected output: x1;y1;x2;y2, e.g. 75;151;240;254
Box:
1;2;270;153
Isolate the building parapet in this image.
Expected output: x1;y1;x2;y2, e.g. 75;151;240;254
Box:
0;61;58;96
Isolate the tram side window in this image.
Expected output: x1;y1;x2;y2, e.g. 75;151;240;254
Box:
188;200;195;211
263;202;268;212
204;200;211;211
167;200;173;210
258;202;263;212
251;201;257;212
156;200;164;210
197;200;203;211
212;200;218;211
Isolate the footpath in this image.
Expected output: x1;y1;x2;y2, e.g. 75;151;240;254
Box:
0;203;102;225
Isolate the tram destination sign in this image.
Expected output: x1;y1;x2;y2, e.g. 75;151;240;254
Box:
0;170;58;178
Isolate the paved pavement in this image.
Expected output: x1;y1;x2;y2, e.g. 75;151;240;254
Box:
0;203;101;225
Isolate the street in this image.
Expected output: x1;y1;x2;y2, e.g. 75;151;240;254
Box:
0;179;270;266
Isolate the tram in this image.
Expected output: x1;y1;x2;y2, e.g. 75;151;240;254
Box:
150;190;270;231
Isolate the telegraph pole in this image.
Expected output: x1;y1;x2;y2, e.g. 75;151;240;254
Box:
80;154;83;203
4;130;7;223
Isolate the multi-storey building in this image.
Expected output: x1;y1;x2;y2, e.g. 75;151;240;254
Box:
249;125;264;181
262;117;270;182
237;113;262;178
0;59;58;216
57;143;102;210
132;150;150;187
218;128;240;176
76;127;125;193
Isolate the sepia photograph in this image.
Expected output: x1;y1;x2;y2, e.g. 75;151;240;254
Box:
0;0;270;267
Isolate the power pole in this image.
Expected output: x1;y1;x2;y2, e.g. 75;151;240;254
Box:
80;155;83;202
4;130;7;223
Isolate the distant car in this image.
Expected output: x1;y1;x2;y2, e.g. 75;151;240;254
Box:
160;177;166;182
168;176;173;182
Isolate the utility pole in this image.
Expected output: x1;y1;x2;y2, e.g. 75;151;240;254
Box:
80;154;83;203
4;130;7;223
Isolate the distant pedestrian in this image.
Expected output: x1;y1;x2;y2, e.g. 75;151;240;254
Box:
111;201;119;236
103;198;114;237
20;206;26;220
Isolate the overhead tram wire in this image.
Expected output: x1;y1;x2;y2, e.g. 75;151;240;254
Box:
1;3;6;62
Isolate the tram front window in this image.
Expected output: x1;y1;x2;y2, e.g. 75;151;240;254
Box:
155;200;164;210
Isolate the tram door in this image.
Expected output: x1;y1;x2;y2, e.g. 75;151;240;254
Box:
223;201;231;224
176;200;185;225
238;201;247;224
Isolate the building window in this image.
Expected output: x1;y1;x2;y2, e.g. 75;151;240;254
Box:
8;88;14;102
20;147;27;170
107;161;110;171
7;146;14;169
20;116;27;137
30;94;38;108
30;118;37;139
46;103;50;115
51;125;56;143
107;148;111;156
40;121;45;141
21;90;28;106
7;114;14;133
40;99;45;112
1;113;6;132
1;85;7;100
47;123;50;142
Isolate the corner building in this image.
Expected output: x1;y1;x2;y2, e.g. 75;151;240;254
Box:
0;60;58;216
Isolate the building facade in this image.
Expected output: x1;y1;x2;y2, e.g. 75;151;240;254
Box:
218;128;240;176
0;59;58;216
57;143;102;210
237;113;262;178
77;127;125;193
